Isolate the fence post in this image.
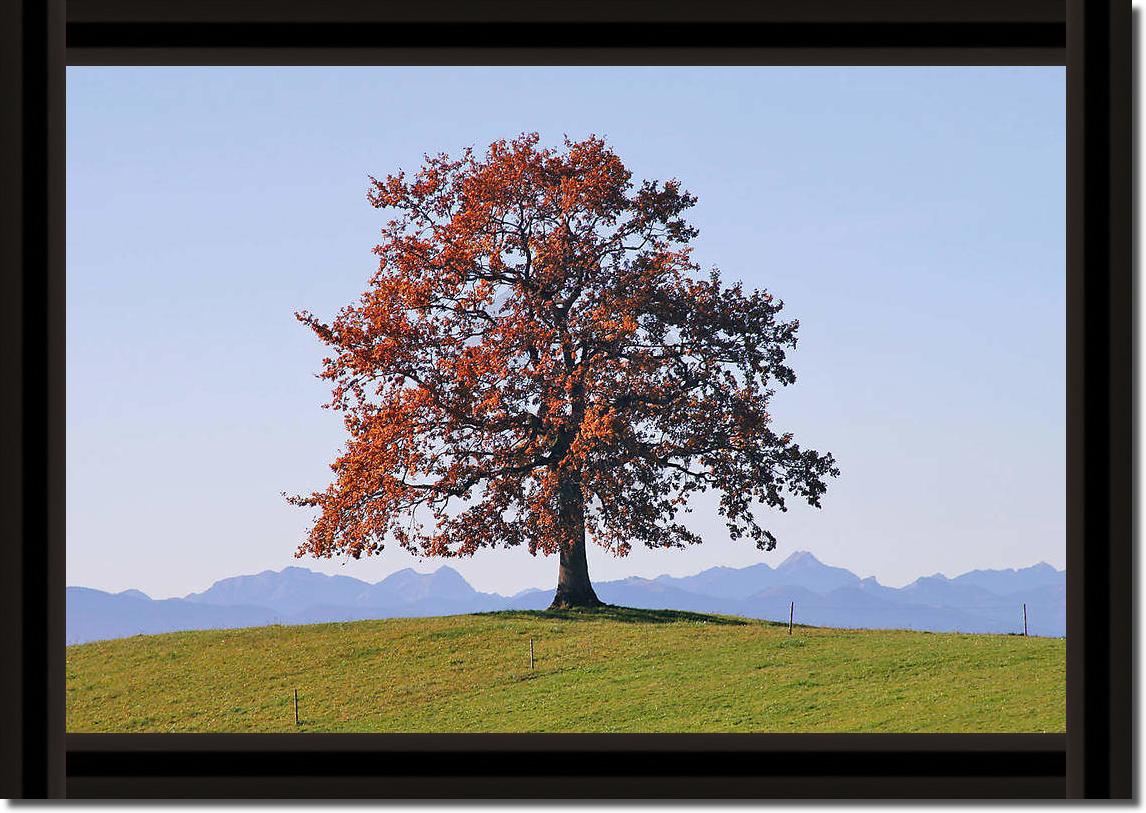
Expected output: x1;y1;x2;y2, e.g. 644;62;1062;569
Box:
1023;603;1028;637
788;602;794;636
530;637;534;669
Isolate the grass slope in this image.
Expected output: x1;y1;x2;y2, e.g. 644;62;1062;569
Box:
66;608;1064;733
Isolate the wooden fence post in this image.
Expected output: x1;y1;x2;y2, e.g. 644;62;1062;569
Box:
1023;604;1028;637
530;637;535;669
788;602;794;636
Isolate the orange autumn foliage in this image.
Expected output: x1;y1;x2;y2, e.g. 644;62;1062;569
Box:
289;134;838;581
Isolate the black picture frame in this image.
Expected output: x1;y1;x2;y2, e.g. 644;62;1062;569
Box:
0;0;1130;799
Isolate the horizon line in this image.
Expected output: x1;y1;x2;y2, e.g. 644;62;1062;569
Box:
67;550;1066;601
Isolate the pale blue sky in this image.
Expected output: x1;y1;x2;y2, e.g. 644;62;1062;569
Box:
66;67;1065;598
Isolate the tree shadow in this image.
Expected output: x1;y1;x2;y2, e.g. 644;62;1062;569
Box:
490;606;751;626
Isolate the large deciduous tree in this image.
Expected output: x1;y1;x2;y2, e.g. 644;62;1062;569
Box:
289;133;839;609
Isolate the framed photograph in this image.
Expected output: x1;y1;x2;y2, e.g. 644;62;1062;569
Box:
1;0;1130;799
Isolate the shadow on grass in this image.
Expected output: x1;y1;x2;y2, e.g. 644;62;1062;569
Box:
486;606;751;626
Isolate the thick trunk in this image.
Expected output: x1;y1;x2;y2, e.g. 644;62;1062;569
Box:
550;531;602;609
548;470;603;609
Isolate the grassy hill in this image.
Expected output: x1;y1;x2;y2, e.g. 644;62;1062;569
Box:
66;608;1065;733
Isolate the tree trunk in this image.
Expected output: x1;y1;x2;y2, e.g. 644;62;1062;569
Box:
548;470;603;610
550;531;602;609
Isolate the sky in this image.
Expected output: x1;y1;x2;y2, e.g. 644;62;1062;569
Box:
66;66;1065;599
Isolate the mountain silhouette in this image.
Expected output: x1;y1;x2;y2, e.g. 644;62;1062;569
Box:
67;551;1065;644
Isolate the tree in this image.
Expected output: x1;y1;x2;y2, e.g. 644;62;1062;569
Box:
288;133;839;609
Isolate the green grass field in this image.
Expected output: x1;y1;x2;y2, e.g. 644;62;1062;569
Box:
66;608;1065;733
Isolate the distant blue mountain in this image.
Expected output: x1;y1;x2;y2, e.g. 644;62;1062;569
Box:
774;550;864;593
67;552;1065;644
652;563;777;600
66;587;278;645
184;567;371;614
950;562;1063;594
897;575;1005;609
649;552;861;599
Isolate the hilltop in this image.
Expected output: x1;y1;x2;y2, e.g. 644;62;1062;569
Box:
67;552;1066;644
66;609;1065;733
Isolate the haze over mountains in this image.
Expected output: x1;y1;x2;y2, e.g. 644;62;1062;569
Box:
66;551;1065;644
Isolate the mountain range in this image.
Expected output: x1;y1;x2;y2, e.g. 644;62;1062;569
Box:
66;551;1065;644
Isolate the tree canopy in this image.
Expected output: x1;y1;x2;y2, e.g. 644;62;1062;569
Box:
289;133;839;606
